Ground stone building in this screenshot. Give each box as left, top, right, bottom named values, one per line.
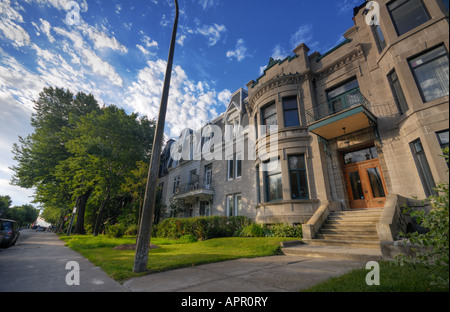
left=157, top=0, right=449, bottom=242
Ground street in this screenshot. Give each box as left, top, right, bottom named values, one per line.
left=0, top=229, right=126, bottom=292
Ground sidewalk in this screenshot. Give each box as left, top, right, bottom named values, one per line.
left=123, top=255, right=367, bottom=292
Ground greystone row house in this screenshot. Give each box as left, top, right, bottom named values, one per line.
left=156, top=0, right=449, bottom=248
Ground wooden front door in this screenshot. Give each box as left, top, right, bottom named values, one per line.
left=343, top=158, right=387, bottom=209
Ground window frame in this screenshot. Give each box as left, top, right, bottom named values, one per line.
left=288, top=154, right=309, bottom=200
left=387, top=69, right=409, bottom=115
left=411, top=139, right=437, bottom=197
left=282, top=96, right=300, bottom=128
left=408, top=45, right=449, bottom=103
left=387, top=0, right=430, bottom=36
left=263, top=158, right=283, bottom=202
left=261, top=101, right=277, bottom=134
left=371, top=23, right=387, bottom=53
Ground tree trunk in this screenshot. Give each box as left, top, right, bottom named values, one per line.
left=74, top=189, right=92, bottom=235
left=93, top=192, right=110, bottom=237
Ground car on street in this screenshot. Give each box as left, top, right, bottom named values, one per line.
left=0, top=219, right=20, bottom=248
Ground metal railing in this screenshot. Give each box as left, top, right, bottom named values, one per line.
left=173, top=180, right=214, bottom=196
left=306, top=89, right=372, bottom=125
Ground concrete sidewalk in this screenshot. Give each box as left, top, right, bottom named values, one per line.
left=123, top=255, right=367, bottom=292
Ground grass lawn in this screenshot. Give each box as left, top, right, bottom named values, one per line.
left=59, top=235, right=297, bottom=282
left=303, top=261, right=449, bottom=292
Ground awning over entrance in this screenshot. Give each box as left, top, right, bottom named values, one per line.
left=306, top=89, right=377, bottom=141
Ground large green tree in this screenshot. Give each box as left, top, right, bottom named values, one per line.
left=11, top=87, right=100, bottom=232
left=59, top=105, right=155, bottom=236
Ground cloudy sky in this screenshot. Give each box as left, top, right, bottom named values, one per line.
left=0, top=0, right=361, bottom=206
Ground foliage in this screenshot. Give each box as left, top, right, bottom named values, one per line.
left=156, top=216, right=253, bottom=241
left=395, top=148, right=449, bottom=289
left=10, top=87, right=156, bottom=235
left=0, top=196, right=40, bottom=227
left=239, top=223, right=303, bottom=238
left=265, top=223, right=303, bottom=238
left=239, top=223, right=265, bottom=237
left=105, top=223, right=126, bottom=238
left=178, top=234, right=198, bottom=244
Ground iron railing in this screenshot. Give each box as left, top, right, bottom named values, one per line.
left=306, top=89, right=372, bottom=125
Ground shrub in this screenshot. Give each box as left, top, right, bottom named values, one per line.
left=105, top=224, right=126, bottom=238
left=240, top=223, right=265, bottom=237
left=266, top=224, right=302, bottom=238
left=124, top=224, right=139, bottom=236
left=156, top=216, right=253, bottom=241
left=179, top=234, right=198, bottom=244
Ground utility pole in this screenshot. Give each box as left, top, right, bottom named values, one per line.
left=133, top=0, right=179, bottom=273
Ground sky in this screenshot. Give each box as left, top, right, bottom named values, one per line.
left=0, top=0, right=362, bottom=207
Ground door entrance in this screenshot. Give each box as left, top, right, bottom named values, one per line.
left=342, top=147, right=387, bottom=209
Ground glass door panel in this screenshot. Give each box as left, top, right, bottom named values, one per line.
left=367, top=167, right=386, bottom=198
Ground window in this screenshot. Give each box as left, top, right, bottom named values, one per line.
left=409, top=45, right=449, bottom=102
left=235, top=194, right=242, bottom=216
left=437, top=130, right=449, bottom=168
left=256, top=165, right=261, bottom=204
left=437, top=130, right=449, bottom=150
left=226, top=195, right=234, bottom=217
left=442, top=0, right=449, bottom=11
left=411, top=139, right=436, bottom=197
left=288, top=155, right=309, bottom=199
left=327, top=78, right=361, bottom=114
left=200, top=201, right=210, bottom=216
left=172, top=176, right=180, bottom=194
left=204, top=164, right=213, bottom=189
left=262, top=102, right=277, bottom=134
left=235, top=154, right=242, bottom=178
left=227, top=157, right=234, bottom=180
left=372, top=24, right=387, bottom=52
left=388, top=70, right=409, bottom=114
left=264, top=158, right=283, bottom=202
left=283, top=97, right=300, bottom=127
left=388, top=0, right=429, bottom=36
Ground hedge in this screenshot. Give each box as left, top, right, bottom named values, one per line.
left=155, top=216, right=253, bottom=241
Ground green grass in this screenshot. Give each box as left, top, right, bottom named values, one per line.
left=59, top=235, right=297, bottom=282
left=303, top=261, right=449, bottom=292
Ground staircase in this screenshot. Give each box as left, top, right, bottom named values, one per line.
left=283, top=208, right=384, bottom=261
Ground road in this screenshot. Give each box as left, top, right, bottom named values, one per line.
left=0, top=229, right=126, bottom=292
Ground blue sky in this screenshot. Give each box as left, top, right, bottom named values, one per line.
left=0, top=0, right=362, bottom=206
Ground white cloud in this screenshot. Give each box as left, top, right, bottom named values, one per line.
left=226, top=39, right=250, bottom=62
left=198, top=0, right=220, bottom=10
left=81, top=23, right=128, bottom=53
left=197, top=23, right=226, bottom=46
left=125, top=60, right=221, bottom=138
left=39, top=18, right=55, bottom=42
left=290, top=24, right=314, bottom=49
left=0, top=0, right=31, bottom=47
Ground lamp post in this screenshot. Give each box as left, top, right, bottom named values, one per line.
left=133, top=0, right=179, bottom=273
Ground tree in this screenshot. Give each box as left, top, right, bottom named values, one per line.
left=0, top=195, right=12, bottom=218
left=2, top=204, right=39, bottom=228
left=11, top=87, right=100, bottom=233
left=60, top=105, right=155, bottom=236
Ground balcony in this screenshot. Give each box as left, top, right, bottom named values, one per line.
left=306, top=89, right=377, bottom=140
left=173, top=179, right=214, bottom=202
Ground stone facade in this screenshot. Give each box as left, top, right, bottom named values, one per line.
left=158, top=0, right=449, bottom=225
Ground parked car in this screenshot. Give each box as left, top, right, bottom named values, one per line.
left=0, top=219, right=20, bottom=248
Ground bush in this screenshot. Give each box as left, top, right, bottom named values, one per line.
left=179, top=234, right=198, bottom=244
left=124, top=224, right=139, bottom=236
left=156, top=216, right=253, bottom=241
left=240, top=223, right=265, bottom=237
left=105, top=224, right=126, bottom=238
left=266, top=224, right=302, bottom=238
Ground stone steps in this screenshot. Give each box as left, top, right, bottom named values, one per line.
left=282, top=209, right=383, bottom=260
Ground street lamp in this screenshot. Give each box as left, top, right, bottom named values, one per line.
left=133, top=0, right=179, bottom=273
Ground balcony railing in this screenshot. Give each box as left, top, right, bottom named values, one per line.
left=173, top=180, right=214, bottom=197
left=306, top=89, right=372, bottom=125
